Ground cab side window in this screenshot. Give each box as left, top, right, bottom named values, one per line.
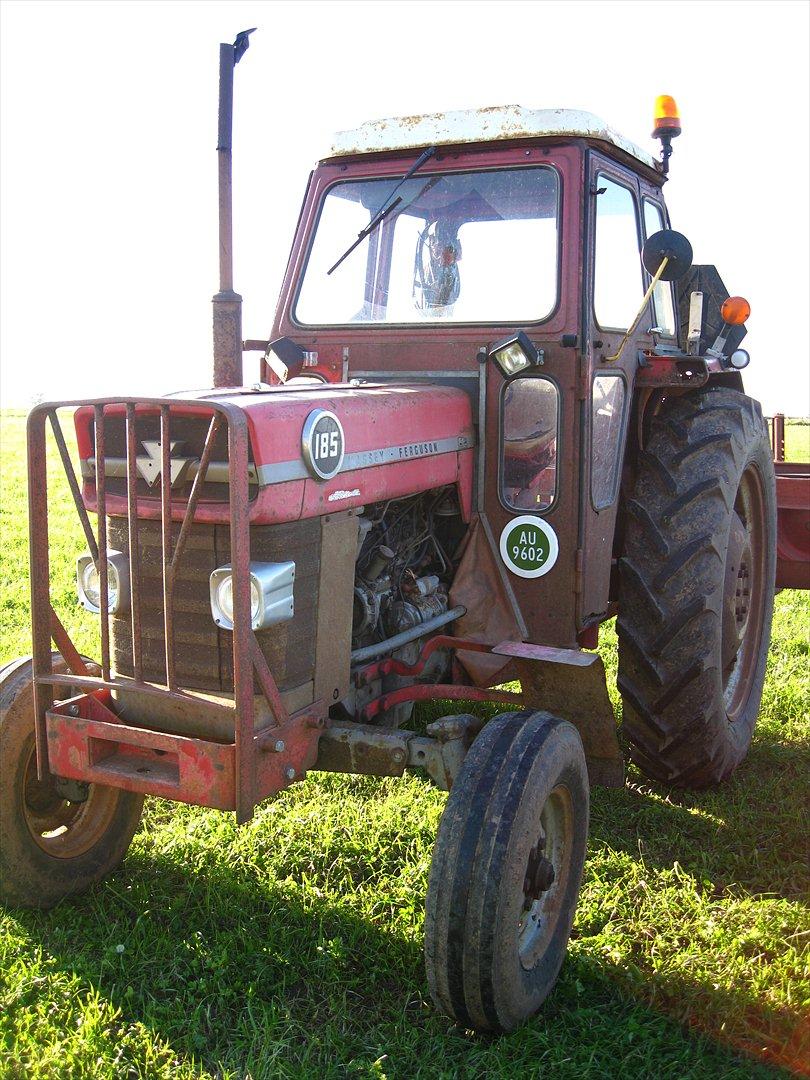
left=642, top=200, right=677, bottom=336
left=501, top=376, right=559, bottom=512
left=593, top=175, right=644, bottom=331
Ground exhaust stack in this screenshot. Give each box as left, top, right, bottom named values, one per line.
left=212, top=29, right=255, bottom=388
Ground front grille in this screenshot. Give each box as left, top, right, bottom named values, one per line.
left=89, top=413, right=258, bottom=502
left=109, top=517, right=320, bottom=693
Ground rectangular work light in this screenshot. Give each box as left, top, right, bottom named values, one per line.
left=209, top=561, right=295, bottom=631
left=489, top=331, right=544, bottom=378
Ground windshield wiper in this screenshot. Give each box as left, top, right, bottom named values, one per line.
left=327, top=144, right=438, bottom=275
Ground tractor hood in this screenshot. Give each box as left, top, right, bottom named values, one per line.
left=76, top=382, right=476, bottom=526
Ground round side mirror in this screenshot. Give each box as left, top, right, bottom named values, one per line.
left=642, top=229, right=693, bottom=281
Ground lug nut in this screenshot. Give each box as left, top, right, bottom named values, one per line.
left=285, top=766, right=296, bottom=781
left=274, top=739, right=286, bottom=753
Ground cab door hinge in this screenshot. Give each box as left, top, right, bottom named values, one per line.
left=574, top=547, right=585, bottom=595
left=577, top=355, right=589, bottom=401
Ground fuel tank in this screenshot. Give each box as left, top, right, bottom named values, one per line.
left=75, top=382, right=476, bottom=526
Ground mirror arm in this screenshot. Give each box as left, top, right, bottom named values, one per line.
left=604, top=257, right=669, bottom=364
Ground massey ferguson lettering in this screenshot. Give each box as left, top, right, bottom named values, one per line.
left=399, top=441, right=439, bottom=459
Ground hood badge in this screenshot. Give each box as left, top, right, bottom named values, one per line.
left=136, top=440, right=198, bottom=488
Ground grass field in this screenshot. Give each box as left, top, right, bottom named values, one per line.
left=0, top=409, right=808, bottom=1079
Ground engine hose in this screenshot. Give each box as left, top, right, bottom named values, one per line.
left=350, top=605, right=467, bottom=666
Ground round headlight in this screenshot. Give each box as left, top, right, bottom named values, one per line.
left=80, top=561, right=101, bottom=610
left=730, top=349, right=750, bottom=370
left=78, top=559, right=119, bottom=612
left=213, top=575, right=261, bottom=627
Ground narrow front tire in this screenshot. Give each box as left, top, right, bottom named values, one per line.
left=425, top=711, right=589, bottom=1032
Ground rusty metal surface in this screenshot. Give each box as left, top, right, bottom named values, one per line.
left=46, top=691, right=236, bottom=809
left=171, top=414, right=222, bottom=574
left=492, top=641, right=597, bottom=667
left=49, top=410, right=99, bottom=560
left=326, top=106, right=658, bottom=170
left=771, top=414, right=786, bottom=463
left=314, top=720, right=468, bottom=791
left=27, top=407, right=53, bottom=776
left=250, top=635, right=289, bottom=727
left=27, top=396, right=303, bottom=821
left=354, top=635, right=491, bottom=686
left=360, top=683, right=522, bottom=723
left=45, top=688, right=323, bottom=811
left=449, top=516, right=526, bottom=686
left=314, top=511, right=358, bottom=704
left=314, top=722, right=411, bottom=777
left=49, top=610, right=91, bottom=677
left=634, top=355, right=713, bottom=388
left=774, top=462, right=810, bottom=590
left=125, top=404, right=144, bottom=681
left=213, top=42, right=243, bottom=388
left=160, top=407, right=176, bottom=688
left=515, top=655, right=624, bottom=787
left=94, top=406, right=111, bottom=681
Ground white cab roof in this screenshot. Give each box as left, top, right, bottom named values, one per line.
left=327, top=105, right=657, bottom=170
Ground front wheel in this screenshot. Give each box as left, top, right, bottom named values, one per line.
left=0, top=655, right=144, bottom=909
left=424, top=711, right=589, bottom=1032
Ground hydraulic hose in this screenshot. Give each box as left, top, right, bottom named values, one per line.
left=350, top=605, right=467, bottom=666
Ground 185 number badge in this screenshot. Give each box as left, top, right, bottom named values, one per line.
left=302, top=409, right=345, bottom=481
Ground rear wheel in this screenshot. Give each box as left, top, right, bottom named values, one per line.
left=618, top=387, right=776, bottom=788
left=424, top=711, right=588, bottom=1032
left=0, top=655, right=144, bottom=909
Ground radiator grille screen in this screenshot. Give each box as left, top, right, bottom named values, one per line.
left=108, top=517, right=320, bottom=693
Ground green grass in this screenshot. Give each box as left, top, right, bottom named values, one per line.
left=1, top=410, right=808, bottom=1079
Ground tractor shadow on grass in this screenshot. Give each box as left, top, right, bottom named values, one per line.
left=585, top=725, right=810, bottom=903
left=9, top=799, right=802, bottom=1080
left=8, top=853, right=788, bottom=1080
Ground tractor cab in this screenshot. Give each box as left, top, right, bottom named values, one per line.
left=262, top=103, right=733, bottom=654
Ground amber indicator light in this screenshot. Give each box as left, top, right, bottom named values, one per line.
left=720, top=296, right=751, bottom=325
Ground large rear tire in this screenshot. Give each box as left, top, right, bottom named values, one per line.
left=618, top=387, right=776, bottom=788
left=424, top=711, right=588, bottom=1032
left=0, top=655, right=144, bottom=909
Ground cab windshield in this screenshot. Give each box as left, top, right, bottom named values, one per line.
left=295, top=166, right=559, bottom=326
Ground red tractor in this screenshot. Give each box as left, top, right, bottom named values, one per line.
left=2, top=39, right=805, bottom=1032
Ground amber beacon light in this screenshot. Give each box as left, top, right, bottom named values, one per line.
left=652, top=95, right=681, bottom=176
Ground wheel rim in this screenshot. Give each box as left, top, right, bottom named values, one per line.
left=722, top=463, right=767, bottom=721
left=21, top=742, right=119, bottom=859
left=517, top=784, right=573, bottom=970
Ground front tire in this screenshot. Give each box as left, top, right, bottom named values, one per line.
left=618, top=387, right=776, bottom=788
left=424, top=711, right=589, bottom=1032
left=0, top=655, right=144, bottom=909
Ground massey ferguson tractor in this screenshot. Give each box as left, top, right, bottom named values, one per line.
left=2, top=35, right=805, bottom=1033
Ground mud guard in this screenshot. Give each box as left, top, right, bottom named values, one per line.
left=513, top=654, right=624, bottom=787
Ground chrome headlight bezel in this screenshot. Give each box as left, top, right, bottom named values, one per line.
left=76, top=551, right=130, bottom=614
left=209, top=561, right=295, bottom=631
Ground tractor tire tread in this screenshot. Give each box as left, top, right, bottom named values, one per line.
left=617, top=387, right=776, bottom=788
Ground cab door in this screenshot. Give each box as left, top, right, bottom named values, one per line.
left=577, top=152, right=652, bottom=627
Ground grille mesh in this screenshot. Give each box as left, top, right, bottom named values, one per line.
left=108, top=517, right=320, bottom=693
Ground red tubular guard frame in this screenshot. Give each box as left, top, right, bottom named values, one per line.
left=27, top=398, right=324, bottom=823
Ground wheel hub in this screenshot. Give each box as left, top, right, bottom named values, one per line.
left=21, top=743, right=119, bottom=859
left=523, top=840, right=555, bottom=908
left=722, top=510, right=752, bottom=670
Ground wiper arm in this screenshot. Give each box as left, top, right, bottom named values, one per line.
left=327, top=144, right=438, bottom=275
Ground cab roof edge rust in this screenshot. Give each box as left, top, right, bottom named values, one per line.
left=326, top=104, right=658, bottom=169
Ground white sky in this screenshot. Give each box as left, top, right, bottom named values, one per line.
left=1, top=0, right=808, bottom=415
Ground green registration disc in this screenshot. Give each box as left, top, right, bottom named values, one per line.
left=499, top=515, right=559, bottom=579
